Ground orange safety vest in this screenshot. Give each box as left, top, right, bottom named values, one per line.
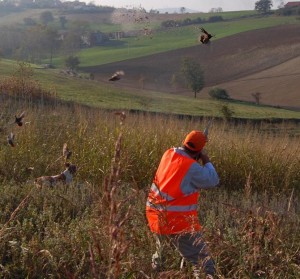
left=146, top=148, right=201, bottom=235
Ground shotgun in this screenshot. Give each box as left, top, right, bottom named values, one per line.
left=195, top=119, right=213, bottom=161
left=203, top=119, right=213, bottom=138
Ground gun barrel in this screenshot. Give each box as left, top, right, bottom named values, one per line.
left=203, top=127, right=209, bottom=136
left=203, top=119, right=213, bottom=137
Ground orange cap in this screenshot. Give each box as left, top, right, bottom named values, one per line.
left=183, top=130, right=206, bottom=152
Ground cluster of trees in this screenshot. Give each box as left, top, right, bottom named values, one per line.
left=0, top=0, right=114, bottom=14
left=0, top=12, right=108, bottom=64
left=210, top=7, right=223, bottom=13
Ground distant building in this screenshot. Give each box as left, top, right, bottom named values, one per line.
left=108, top=31, right=125, bottom=40
left=85, top=31, right=109, bottom=46
left=284, top=1, right=300, bottom=8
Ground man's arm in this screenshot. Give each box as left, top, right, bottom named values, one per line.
left=180, top=153, right=219, bottom=193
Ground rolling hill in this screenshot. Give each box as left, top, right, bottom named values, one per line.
left=82, top=24, right=300, bottom=110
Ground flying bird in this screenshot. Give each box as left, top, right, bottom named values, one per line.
left=199, top=27, right=214, bottom=44
left=7, top=132, right=15, bottom=147
left=63, top=143, right=72, bottom=162
left=109, top=71, right=125, bottom=81
left=14, top=111, right=25, bottom=126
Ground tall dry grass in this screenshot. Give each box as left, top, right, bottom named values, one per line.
left=0, top=90, right=299, bottom=278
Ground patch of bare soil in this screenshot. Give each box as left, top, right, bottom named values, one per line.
left=82, top=24, right=300, bottom=109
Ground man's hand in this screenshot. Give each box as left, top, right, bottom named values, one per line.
left=198, top=151, right=210, bottom=165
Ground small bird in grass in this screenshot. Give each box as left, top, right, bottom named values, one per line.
left=63, top=143, right=72, bottom=162
left=109, top=71, right=125, bottom=81
left=14, top=111, right=25, bottom=126
left=199, top=27, right=214, bottom=44
left=7, top=132, right=15, bottom=147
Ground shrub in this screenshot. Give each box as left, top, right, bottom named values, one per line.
left=208, top=15, right=223, bottom=22
left=209, top=87, right=230, bottom=100
left=65, top=55, right=80, bottom=71
left=219, top=103, right=234, bottom=120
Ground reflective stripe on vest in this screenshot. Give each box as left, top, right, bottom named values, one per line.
left=150, top=183, right=175, bottom=201
left=146, top=200, right=198, bottom=212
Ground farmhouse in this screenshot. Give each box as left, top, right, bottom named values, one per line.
left=284, top=1, right=300, bottom=8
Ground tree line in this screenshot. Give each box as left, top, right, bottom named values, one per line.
left=161, top=16, right=223, bottom=28
left=0, top=0, right=114, bottom=14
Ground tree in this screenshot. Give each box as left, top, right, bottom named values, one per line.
left=210, top=7, right=223, bottom=13
left=23, top=17, right=37, bottom=26
left=65, top=55, right=80, bottom=71
left=44, top=27, right=58, bottom=64
left=251, top=92, right=262, bottom=105
left=180, top=7, right=186, bottom=14
left=219, top=104, right=234, bottom=121
left=181, top=57, right=204, bottom=98
left=255, top=0, right=273, bottom=13
left=40, top=11, right=54, bottom=26
left=59, top=16, right=67, bottom=29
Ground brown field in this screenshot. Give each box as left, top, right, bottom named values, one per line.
left=202, top=56, right=300, bottom=109
left=83, top=24, right=300, bottom=109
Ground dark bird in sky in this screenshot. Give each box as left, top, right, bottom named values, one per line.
left=63, top=143, right=72, bottom=162
left=7, top=132, right=15, bottom=147
left=14, top=111, right=25, bottom=126
left=199, top=27, right=213, bottom=44
left=109, top=71, right=125, bottom=81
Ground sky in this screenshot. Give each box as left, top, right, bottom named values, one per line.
left=92, top=0, right=282, bottom=12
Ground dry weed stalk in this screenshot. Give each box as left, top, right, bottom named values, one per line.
left=287, top=188, right=294, bottom=212
left=89, top=111, right=132, bottom=279
left=244, top=172, right=252, bottom=199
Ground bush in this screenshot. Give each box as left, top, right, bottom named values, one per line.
left=65, top=55, right=80, bottom=71
left=219, top=103, right=234, bottom=120
left=208, top=15, right=223, bottom=22
left=209, top=87, right=230, bottom=100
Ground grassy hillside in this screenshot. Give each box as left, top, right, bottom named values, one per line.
left=1, top=59, right=299, bottom=120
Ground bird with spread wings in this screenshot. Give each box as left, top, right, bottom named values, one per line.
left=199, top=27, right=214, bottom=44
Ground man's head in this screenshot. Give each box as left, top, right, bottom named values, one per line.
left=183, top=130, right=207, bottom=153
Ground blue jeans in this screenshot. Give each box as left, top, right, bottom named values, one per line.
left=152, top=231, right=215, bottom=277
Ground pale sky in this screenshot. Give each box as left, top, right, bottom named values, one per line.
left=93, top=0, right=282, bottom=12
